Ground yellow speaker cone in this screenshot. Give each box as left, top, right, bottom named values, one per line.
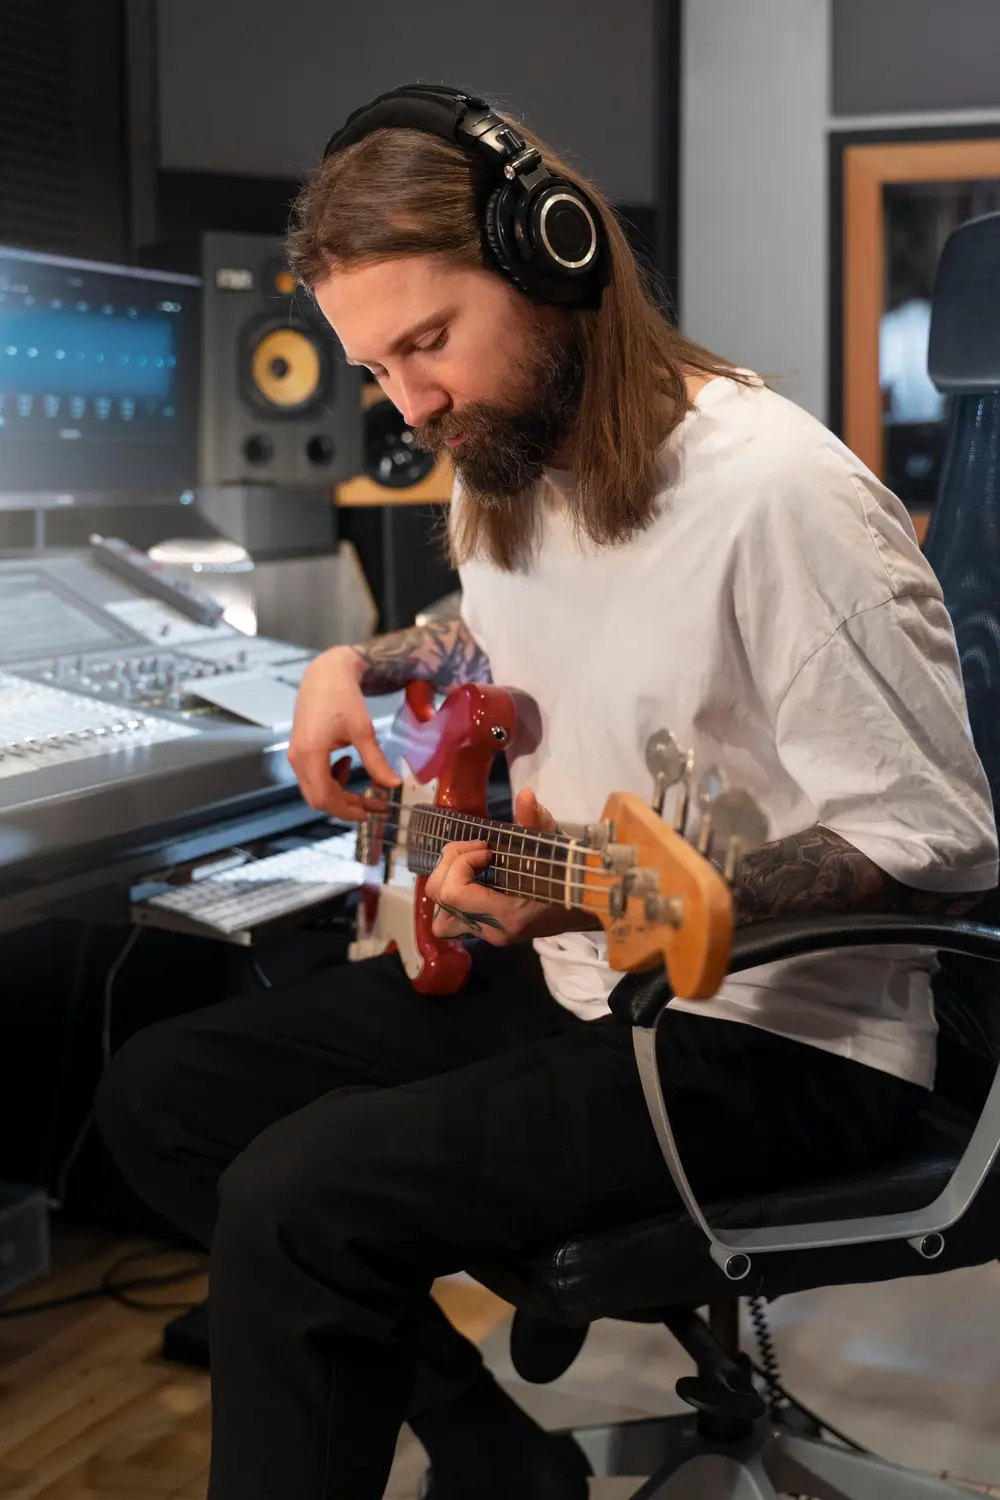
left=274, top=269, right=296, bottom=296
left=250, top=328, right=321, bottom=408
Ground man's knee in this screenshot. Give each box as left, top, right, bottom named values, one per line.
left=213, top=1091, right=384, bottom=1274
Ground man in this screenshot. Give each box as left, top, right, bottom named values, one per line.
left=97, top=88, right=997, bottom=1500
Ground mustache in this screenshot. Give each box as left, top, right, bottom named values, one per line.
left=411, top=402, right=505, bottom=453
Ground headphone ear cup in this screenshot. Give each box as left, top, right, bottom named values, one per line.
left=482, top=184, right=536, bottom=298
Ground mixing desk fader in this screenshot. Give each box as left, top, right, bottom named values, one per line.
left=0, top=672, right=195, bottom=779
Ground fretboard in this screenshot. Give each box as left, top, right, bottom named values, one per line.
left=405, top=804, right=586, bottom=907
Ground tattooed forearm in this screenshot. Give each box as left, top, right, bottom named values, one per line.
left=729, top=825, right=981, bottom=927
left=352, top=617, right=491, bottom=694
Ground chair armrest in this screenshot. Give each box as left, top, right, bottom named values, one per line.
left=628, top=912, right=1000, bottom=1282
left=612, top=914, right=1000, bottom=1027
left=727, top=912, right=1000, bottom=973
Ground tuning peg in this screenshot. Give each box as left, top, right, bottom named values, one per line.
left=705, top=789, right=770, bottom=880
left=645, top=728, right=694, bottom=824
left=694, top=765, right=728, bottom=854
left=561, top=819, right=616, bottom=855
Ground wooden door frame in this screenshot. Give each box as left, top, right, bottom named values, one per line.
left=829, top=125, right=1000, bottom=477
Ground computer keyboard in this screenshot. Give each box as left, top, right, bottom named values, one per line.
left=133, top=832, right=366, bottom=942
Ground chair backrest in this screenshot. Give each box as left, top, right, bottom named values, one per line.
left=924, top=210, right=1000, bottom=814
left=921, top=211, right=1000, bottom=1100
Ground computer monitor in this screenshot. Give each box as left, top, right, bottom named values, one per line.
left=0, top=245, right=201, bottom=505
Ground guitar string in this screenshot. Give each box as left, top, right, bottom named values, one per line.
left=349, top=808, right=697, bottom=885
left=355, top=812, right=618, bottom=879
left=348, top=809, right=695, bottom=904
left=353, top=804, right=604, bottom=858
left=354, top=802, right=693, bottom=858
left=353, top=802, right=574, bottom=841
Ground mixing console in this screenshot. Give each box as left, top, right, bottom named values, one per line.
left=23, top=634, right=305, bottom=714
left=0, top=671, right=196, bottom=780
left=0, top=546, right=402, bottom=936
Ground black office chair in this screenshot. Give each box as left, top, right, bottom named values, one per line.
left=468, top=211, right=1000, bottom=1498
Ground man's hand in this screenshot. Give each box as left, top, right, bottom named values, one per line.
left=288, top=646, right=399, bottom=820
left=288, top=619, right=491, bottom=821
left=426, top=789, right=600, bottom=946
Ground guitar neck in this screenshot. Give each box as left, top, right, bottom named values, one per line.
left=404, top=804, right=594, bottom=910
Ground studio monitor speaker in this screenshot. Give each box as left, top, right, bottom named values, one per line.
left=199, top=231, right=362, bottom=487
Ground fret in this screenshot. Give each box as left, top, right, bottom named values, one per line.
left=528, top=827, right=541, bottom=899
left=512, top=828, right=529, bottom=897
left=403, top=805, right=583, bottom=911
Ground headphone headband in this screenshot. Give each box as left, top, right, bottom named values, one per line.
left=320, top=83, right=609, bottom=309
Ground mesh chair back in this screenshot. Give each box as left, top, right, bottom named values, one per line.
left=923, top=393, right=1000, bottom=810
left=921, top=213, right=1000, bottom=1099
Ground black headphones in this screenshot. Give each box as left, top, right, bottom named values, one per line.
left=322, top=83, right=610, bottom=310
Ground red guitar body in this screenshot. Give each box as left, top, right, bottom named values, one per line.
left=352, top=681, right=518, bottom=994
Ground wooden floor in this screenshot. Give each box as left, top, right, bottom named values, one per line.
left=0, top=1228, right=510, bottom=1500
left=1, top=1229, right=998, bottom=1499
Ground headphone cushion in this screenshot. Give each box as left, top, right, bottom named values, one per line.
left=483, top=185, right=536, bottom=298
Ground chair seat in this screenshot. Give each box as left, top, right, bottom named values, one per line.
left=472, top=1109, right=1000, bottom=1325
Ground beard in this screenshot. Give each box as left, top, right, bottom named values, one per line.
left=411, top=323, right=582, bottom=511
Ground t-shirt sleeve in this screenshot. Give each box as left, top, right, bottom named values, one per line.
left=774, top=591, right=998, bottom=891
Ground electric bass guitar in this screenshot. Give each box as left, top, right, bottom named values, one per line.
left=348, top=682, right=767, bottom=999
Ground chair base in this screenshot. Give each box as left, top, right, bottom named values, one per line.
left=563, top=1412, right=976, bottom=1498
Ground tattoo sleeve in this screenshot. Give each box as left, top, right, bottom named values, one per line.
left=353, top=616, right=491, bottom=694
left=729, top=824, right=981, bottom=927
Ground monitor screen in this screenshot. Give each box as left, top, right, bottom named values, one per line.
left=0, top=245, right=201, bottom=501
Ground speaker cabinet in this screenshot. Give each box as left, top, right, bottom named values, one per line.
left=199, top=231, right=362, bottom=487
left=336, top=385, right=455, bottom=504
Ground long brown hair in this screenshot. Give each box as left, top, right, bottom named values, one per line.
left=287, top=114, right=750, bottom=570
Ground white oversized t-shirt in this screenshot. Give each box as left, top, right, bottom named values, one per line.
left=458, top=376, right=998, bottom=1090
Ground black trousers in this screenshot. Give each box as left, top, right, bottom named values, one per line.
left=96, top=941, right=923, bottom=1500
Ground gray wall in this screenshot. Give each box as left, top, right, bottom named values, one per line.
left=681, top=0, right=829, bottom=418
left=833, top=0, right=1000, bottom=116
left=682, top=0, right=1000, bottom=424
left=156, top=0, right=655, bottom=204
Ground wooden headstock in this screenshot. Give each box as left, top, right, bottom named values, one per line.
left=585, top=792, right=734, bottom=999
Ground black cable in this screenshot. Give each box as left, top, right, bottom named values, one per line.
left=49, top=923, right=145, bottom=1210
left=746, top=1351, right=871, bottom=1454
left=748, top=1293, right=785, bottom=1420
left=250, top=955, right=273, bottom=990
left=102, top=924, right=143, bottom=1070
left=0, top=1243, right=206, bottom=1320
left=48, top=1107, right=95, bottom=1211
left=41, top=921, right=94, bottom=1200
left=746, top=1295, right=870, bottom=1455
left=101, top=1244, right=207, bottom=1313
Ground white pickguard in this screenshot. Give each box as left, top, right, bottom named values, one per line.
left=347, top=761, right=436, bottom=980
